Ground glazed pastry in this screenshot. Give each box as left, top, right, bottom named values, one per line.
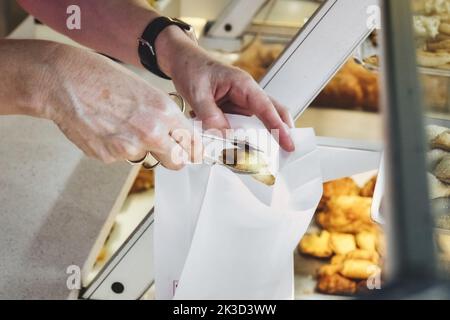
left=329, top=232, right=357, bottom=255
left=316, top=196, right=375, bottom=234
left=317, top=264, right=342, bottom=277
left=314, top=59, right=380, bottom=112
left=340, top=259, right=381, bottom=280
left=316, top=274, right=357, bottom=295
left=221, top=148, right=276, bottom=186
left=331, top=255, right=346, bottom=265
left=252, top=165, right=276, bottom=186
left=298, top=231, right=333, bottom=258
left=360, top=175, right=377, bottom=197
left=319, top=177, right=360, bottom=210
left=356, top=231, right=378, bottom=252
left=345, top=249, right=380, bottom=265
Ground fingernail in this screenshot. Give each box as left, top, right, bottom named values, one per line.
left=283, top=123, right=295, bottom=151
left=286, top=138, right=295, bottom=152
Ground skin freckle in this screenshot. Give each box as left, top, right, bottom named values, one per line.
left=101, top=89, right=110, bottom=100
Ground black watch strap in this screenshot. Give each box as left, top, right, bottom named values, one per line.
left=138, top=17, right=193, bottom=80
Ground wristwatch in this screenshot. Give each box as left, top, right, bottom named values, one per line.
left=138, top=16, right=197, bottom=80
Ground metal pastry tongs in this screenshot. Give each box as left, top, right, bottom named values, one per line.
left=129, top=92, right=265, bottom=175
left=200, top=132, right=264, bottom=175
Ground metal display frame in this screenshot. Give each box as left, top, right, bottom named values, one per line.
left=375, top=0, right=445, bottom=296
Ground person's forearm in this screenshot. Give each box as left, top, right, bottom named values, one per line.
left=0, top=39, right=59, bottom=118
left=16, top=0, right=188, bottom=72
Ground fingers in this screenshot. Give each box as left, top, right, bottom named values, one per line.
left=150, top=136, right=189, bottom=170
left=258, top=106, right=295, bottom=152
left=219, top=101, right=253, bottom=117
left=245, top=84, right=295, bottom=152
left=142, top=120, right=200, bottom=170
left=270, top=97, right=295, bottom=129
left=170, top=125, right=203, bottom=164
left=189, top=96, right=230, bottom=131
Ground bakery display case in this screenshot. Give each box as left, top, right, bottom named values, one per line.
left=3, top=0, right=450, bottom=299
left=82, top=0, right=387, bottom=299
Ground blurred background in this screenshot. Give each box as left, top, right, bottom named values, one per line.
left=0, top=0, right=27, bottom=37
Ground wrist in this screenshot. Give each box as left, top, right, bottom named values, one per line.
left=154, top=24, right=196, bottom=78
left=18, top=41, right=63, bottom=119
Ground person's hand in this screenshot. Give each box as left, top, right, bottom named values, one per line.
left=155, top=27, right=295, bottom=152
left=39, top=44, right=202, bottom=169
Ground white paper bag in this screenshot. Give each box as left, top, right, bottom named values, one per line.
left=154, top=115, right=323, bottom=300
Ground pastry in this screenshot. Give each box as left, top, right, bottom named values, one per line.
left=431, top=130, right=450, bottom=151
left=434, top=155, right=450, bottom=183
left=340, top=259, right=381, bottom=280
left=345, top=249, right=380, bottom=265
left=317, top=264, right=342, bottom=277
left=331, top=254, right=346, bottom=265
left=429, top=173, right=450, bottom=198
left=421, top=75, right=449, bottom=111
left=428, top=148, right=448, bottom=170
left=414, top=15, right=441, bottom=38
left=316, top=274, right=357, bottom=295
left=298, top=231, right=333, bottom=258
left=314, top=71, right=365, bottom=109
left=376, top=233, right=387, bottom=257
left=424, top=0, right=450, bottom=15
left=221, top=148, right=275, bottom=186
left=319, top=177, right=360, bottom=210
left=129, top=169, right=154, bottom=194
left=440, top=22, right=450, bottom=35
left=360, top=175, right=377, bottom=197
left=252, top=172, right=276, bottom=186
left=416, top=49, right=450, bottom=67
left=356, top=231, right=378, bottom=252
left=233, top=39, right=283, bottom=82
left=317, top=196, right=376, bottom=234
left=329, top=232, right=357, bottom=255
left=427, top=124, right=448, bottom=142
left=412, top=0, right=427, bottom=13
left=427, top=38, right=450, bottom=51
left=434, top=33, right=450, bottom=42
left=436, top=233, right=450, bottom=254
left=313, top=59, right=380, bottom=112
